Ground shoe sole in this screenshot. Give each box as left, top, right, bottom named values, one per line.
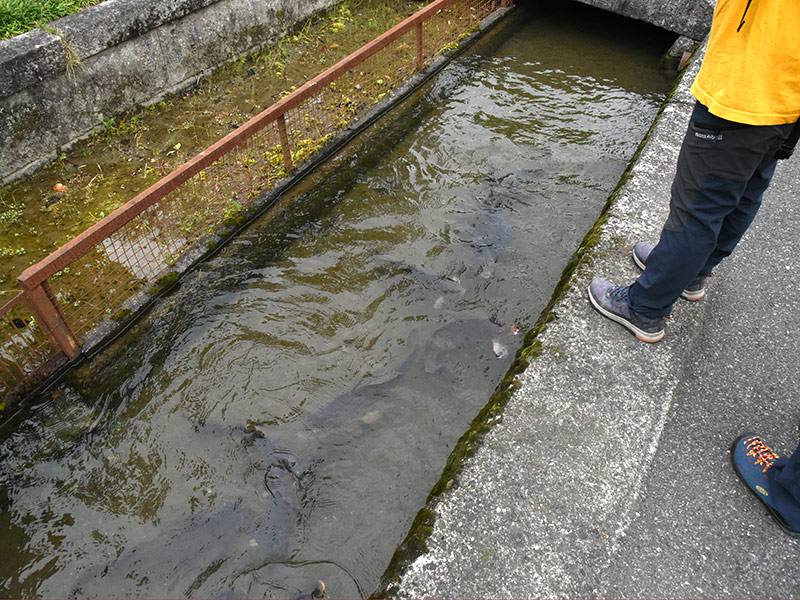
left=632, top=248, right=705, bottom=301
left=681, top=288, right=706, bottom=301
left=587, top=284, right=665, bottom=343
left=730, top=435, right=800, bottom=538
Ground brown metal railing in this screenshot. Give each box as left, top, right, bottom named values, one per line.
left=0, top=292, right=57, bottom=399
left=1, top=0, right=513, bottom=407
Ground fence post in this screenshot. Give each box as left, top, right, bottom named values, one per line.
left=277, top=115, right=294, bottom=173
left=20, top=282, right=81, bottom=360
left=416, top=22, right=424, bottom=71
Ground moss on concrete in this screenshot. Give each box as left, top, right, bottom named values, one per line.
left=148, top=271, right=179, bottom=294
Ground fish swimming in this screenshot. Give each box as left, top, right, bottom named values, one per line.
left=369, top=254, right=466, bottom=295
left=423, top=318, right=519, bottom=374
left=169, top=319, right=520, bottom=598
left=300, top=319, right=519, bottom=435
left=302, top=339, right=423, bottom=436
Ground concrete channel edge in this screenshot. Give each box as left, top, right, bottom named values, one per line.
left=374, top=39, right=711, bottom=599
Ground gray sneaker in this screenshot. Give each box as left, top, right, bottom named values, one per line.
left=632, top=242, right=708, bottom=301
left=587, top=278, right=665, bottom=343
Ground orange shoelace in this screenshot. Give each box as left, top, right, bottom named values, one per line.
left=744, top=436, right=780, bottom=473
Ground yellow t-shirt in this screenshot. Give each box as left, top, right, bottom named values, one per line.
left=691, top=0, right=800, bottom=125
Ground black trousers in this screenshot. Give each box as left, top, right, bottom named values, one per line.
left=629, top=101, right=793, bottom=318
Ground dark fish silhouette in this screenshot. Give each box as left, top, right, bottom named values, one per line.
left=423, top=318, right=519, bottom=373
left=303, top=318, right=519, bottom=433
left=134, top=319, right=519, bottom=599
left=370, top=254, right=466, bottom=295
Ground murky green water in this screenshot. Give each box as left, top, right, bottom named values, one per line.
left=0, top=4, right=674, bottom=598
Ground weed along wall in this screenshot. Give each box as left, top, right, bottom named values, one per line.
left=0, top=0, right=340, bottom=185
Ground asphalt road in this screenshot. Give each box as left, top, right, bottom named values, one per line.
left=592, top=132, right=800, bottom=599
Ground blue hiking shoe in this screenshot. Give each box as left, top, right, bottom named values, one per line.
left=587, top=278, right=665, bottom=343
left=731, top=434, right=800, bottom=537
left=632, top=241, right=708, bottom=301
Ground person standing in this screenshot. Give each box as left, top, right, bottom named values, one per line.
left=588, top=0, right=800, bottom=343
left=589, top=0, right=800, bottom=538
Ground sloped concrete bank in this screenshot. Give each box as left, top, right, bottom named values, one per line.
left=0, top=5, right=516, bottom=435
left=0, top=0, right=337, bottom=184
left=374, top=38, right=709, bottom=599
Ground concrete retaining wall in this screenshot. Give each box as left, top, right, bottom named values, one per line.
left=0, top=0, right=715, bottom=185
left=575, top=0, right=715, bottom=40
left=0, top=0, right=338, bottom=184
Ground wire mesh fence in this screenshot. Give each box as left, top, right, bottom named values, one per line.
left=0, top=294, right=57, bottom=404
left=2, top=0, right=512, bottom=409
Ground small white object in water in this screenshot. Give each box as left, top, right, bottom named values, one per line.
left=434, top=296, right=445, bottom=309
left=492, top=341, right=508, bottom=358
left=359, top=410, right=380, bottom=424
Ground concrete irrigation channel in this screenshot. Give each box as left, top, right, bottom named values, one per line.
left=8, top=1, right=796, bottom=599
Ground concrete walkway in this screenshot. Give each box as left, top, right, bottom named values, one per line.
left=388, top=43, right=800, bottom=598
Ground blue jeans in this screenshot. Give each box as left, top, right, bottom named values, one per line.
left=628, top=102, right=794, bottom=318
left=768, top=436, right=800, bottom=530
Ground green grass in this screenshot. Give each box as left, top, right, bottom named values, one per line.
left=0, top=0, right=105, bottom=40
